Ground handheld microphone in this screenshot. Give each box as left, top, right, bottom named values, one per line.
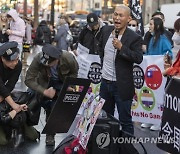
left=115, top=29, right=120, bottom=38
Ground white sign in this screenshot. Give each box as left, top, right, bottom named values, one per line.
left=132, top=55, right=167, bottom=124
left=77, top=43, right=89, bottom=57
left=77, top=55, right=91, bottom=79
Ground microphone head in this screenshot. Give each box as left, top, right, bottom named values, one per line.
left=115, top=29, right=120, bottom=38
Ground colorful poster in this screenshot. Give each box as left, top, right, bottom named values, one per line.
left=73, top=93, right=105, bottom=149
left=132, top=55, right=167, bottom=124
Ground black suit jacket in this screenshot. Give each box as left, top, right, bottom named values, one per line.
left=99, top=26, right=143, bottom=100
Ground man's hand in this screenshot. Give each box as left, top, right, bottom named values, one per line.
left=67, top=86, right=75, bottom=92
left=163, top=55, right=172, bottom=70
left=112, top=38, right=122, bottom=50
left=164, top=63, right=171, bottom=70
left=43, top=87, right=56, bottom=99
left=72, top=50, right=78, bottom=56
left=9, top=104, right=28, bottom=119
left=6, top=29, right=12, bottom=35
left=11, top=102, right=22, bottom=113
left=20, top=104, right=28, bottom=111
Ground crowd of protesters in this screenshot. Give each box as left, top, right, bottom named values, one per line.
left=0, top=5, right=179, bottom=149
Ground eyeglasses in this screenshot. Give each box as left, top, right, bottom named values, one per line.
left=128, top=24, right=137, bottom=27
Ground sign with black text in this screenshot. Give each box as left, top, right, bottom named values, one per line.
left=157, top=77, right=180, bottom=154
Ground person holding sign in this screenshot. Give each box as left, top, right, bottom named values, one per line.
left=99, top=5, right=143, bottom=135
left=25, top=44, right=78, bottom=146
left=77, top=13, right=105, bottom=55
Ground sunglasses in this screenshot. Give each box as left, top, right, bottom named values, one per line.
left=128, top=24, right=137, bottom=27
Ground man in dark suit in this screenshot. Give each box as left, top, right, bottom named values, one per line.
left=99, top=5, right=143, bottom=135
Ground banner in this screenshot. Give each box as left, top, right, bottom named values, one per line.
left=77, top=50, right=166, bottom=125
left=129, top=0, right=144, bottom=36
left=157, top=77, right=180, bottom=154
left=132, top=55, right=167, bottom=124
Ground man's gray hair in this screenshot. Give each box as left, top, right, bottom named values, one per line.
left=115, top=4, right=131, bottom=16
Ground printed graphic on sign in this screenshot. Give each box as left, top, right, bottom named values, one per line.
left=133, top=65, right=144, bottom=89
left=158, top=104, right=164, bottom=112
left=73, top=93, right=105, bottom=149
left=87, top=62, right=102, bottom=84
left=93, top=84, right=100, bottom=101
left=63, top=94, right=80, bottom=103
left=139, top=87, right=155, bottom=111
left=145, top=65, right=162, bottom=90
left=132, top=90, right=139, bottom=110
